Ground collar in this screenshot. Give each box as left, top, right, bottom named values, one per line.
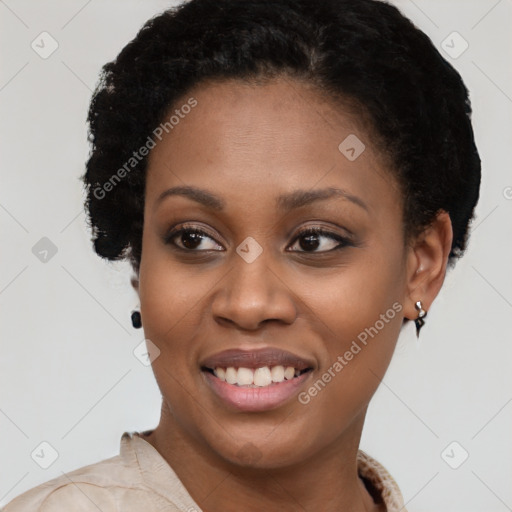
left=121, top=431, right=406, bottom=511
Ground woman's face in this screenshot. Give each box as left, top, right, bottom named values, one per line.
left=139, top=78, right=412, bottom=468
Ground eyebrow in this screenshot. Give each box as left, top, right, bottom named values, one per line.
left=156, top=185, right=368, bottom=213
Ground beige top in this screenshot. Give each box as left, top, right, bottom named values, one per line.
left=3, top=431, right=407, bottom=511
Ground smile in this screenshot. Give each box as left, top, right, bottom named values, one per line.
left=201, top=368, right=313, bottom=412
left=204, top=365, right=311, bottom=387
left=200, top=347, right=315, bottom=411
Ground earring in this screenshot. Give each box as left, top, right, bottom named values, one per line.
left=131, top=310, right=142, bottom=329
left=414, top=301, right=427, bottom=338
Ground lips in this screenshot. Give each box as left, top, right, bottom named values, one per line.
left=200, top=347, right=315, bottom=372
left=199, top=347, right=315, bottom=411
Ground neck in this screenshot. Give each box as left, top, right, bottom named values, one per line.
left=144, top=402, right=380, bottom=512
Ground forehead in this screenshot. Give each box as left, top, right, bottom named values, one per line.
left=145, top=78, right=401, bottom=218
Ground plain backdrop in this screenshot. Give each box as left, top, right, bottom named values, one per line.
left=1, top=1, right=511, bottom=510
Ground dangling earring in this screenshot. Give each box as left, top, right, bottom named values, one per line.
left=414, top=301, right=427, bottom=338
left=131, top=310, right=142, bottom=329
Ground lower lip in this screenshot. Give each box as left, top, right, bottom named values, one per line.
left=202, top=370, right=312, bottom=412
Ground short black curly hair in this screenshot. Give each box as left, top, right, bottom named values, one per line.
left=82, top=0, right=481, bottom=275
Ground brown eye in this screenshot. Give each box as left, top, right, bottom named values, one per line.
left=288, top=228, right=352, bottom=253
left=164, top=226, right=223, bottom=251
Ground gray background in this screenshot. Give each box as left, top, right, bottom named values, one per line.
left=1, top=0, right=511, bottom=510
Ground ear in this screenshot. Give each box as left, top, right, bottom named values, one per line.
left=403, top=210, right=453, bottom=321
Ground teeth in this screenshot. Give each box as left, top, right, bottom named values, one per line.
left=253, top=367, right=272, bottom=387
left=284, top=366, right=295, bottom=380
left=225, top=367, right=238, bottom=385
left=215, top=367, right=226, bottom=381
left=212, top=365, right=306, bottom=387
left=270, top=365, right=285, bottom=383
left=237, top=367, right=254, bottom=386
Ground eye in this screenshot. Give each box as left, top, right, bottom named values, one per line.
left=164, top=224, right=353, bottom=254
left=287, top=227, right=352, bottom=253
left=164, top=225, right=223, bottom=252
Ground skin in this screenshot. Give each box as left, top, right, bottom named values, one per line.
left=133, top=77, right=453, bottom=512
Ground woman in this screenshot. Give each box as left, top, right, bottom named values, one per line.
left=4, top=0, right=481, bottom=510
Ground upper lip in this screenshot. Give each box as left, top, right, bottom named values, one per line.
left=200, top=347, right=315, bottom=371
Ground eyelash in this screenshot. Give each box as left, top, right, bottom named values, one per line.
left=163, top=224, right=354, bottom=254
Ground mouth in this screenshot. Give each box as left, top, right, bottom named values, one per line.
left=201, top=365, right=312, bottom=387
left=199, top=348, right=315, bottom=412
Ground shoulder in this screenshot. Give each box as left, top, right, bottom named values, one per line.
left=2, top=432, right=194, bottom=512
left=3, top=481, right=117, bottom=512
left=3, top=452, right=138, bottom=512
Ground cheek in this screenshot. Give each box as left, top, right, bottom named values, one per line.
left=295, top=247, right=405, bottom=408
left=138, top=255, right=206, bottom=415
left=301, top=247, right=405, bottom=338
left=138, top=238, right=193, bottom=368
left=138, top=236, right=228, bottom=381
left=138, top=233, right=207, bottom=333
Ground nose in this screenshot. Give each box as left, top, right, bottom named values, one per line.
left=211, top=247, right=298, bottom=331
